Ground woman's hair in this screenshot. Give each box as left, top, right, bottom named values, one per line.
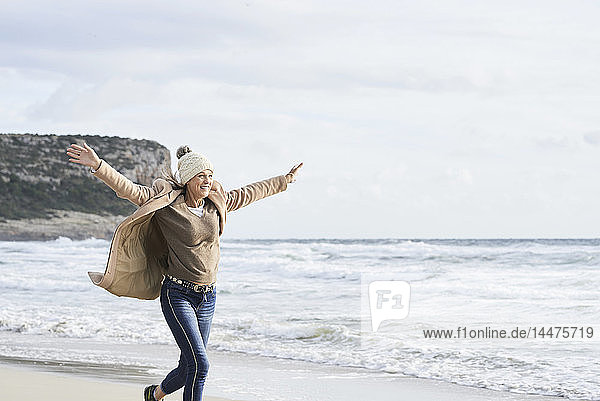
left=160, top=145, right=194, bottom=191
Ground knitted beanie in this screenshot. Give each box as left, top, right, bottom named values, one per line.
left=176, top=145, right=214, bottom=185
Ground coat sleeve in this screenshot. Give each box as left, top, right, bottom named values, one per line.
left=226, top=175, right=288, bottom=213
left=90, top=159, right=164, bottom=207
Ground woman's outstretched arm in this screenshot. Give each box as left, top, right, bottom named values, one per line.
left=226, top=162, right=303, bottom=212
left=66, top=142, right=163, bottom=207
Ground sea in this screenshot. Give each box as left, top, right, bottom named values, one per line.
left=0, top=238, right=598, bottom=400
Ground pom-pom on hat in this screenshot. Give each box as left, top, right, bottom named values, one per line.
left=176, top=145, right=214, bottom=185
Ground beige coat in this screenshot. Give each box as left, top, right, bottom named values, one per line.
left=87, top=159, right=288, bottom=300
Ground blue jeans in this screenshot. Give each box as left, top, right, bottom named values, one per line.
left=159, top=279, right=216, bottom=401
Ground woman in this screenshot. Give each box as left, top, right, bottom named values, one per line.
left=66, top=142, right=302, bottom=401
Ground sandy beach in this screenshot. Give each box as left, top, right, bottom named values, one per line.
left=0, top=210, right=124, bottom=241
left=2, top=350, right=569, bottom=401
left=2, top=365, right=237, bottom=401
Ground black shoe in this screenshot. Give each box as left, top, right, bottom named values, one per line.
left=144, top=385, right=158, bottom=401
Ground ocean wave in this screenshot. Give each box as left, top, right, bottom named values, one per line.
left=1, top=238, right=599, bottom=400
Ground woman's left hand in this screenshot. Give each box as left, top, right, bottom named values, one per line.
left=286, top=162, right=304, bottom=183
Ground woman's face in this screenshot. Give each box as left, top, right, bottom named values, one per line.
left=186, top=169, right=214, bottom=199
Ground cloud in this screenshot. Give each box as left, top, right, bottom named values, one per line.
left=26, top=78, right=161, bottom=121
left=583, top=131, right=600, bottom=145
left=445, top=167, right=473, bottom=185
left=533, top=135, right=572, bottom=150
left=2, top=0, right=600, bottom=237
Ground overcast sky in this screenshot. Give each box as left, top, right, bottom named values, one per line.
left=2, top=0, right=600, bottom=238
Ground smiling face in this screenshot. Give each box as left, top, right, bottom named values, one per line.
left=186, top=169, right=214, bottom=200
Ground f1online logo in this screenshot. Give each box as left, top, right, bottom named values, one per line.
left=368, top=281, right=411, bottom=332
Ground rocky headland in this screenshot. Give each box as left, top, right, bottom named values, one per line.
left=0, top=133, right=171, bottom=241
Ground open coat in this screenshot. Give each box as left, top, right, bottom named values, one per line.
left=87, top=159, right=288, bottom=300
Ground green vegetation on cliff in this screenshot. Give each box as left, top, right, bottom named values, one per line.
left=0, top=133, right=171, bottom=220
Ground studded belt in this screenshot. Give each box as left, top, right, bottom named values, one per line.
left=166, top=275, right=216, bottom=293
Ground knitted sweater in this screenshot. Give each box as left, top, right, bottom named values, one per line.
left=153, top=194, right=221, bottom=285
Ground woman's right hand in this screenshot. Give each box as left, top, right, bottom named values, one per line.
left=66, top=142, right=101, bottom=170
left=285, top=162, right=304, bottom=183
